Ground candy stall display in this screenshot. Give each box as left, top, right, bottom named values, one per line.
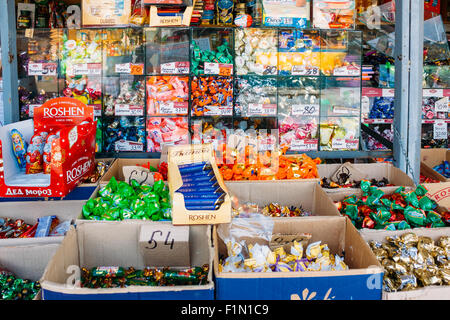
left=319, top=117, right=360, bottom=151
left=362, top=124, right=393, bottom=151
left=321, top=77, right=361, bottom=117
left=313, top=0, right=356, bottom=29
left=16, top=29, right=61, bottom=120
left=320, top=30, right=362, bottom=77
left=0, top=268, right=41, bottom=300
left=235, top=76, right=277, bottom=117
left=191, top=117, right=232, bottom=149
left=103, top=76, right=146, bottom=117
left=278, top=29, right=320, bottom=76
left=146, top=76, right=189, bottom=116
left=145, top=28, right=190, bottom=75
left=191, top=76, right=233, bottom=116
left=104, top=116, right=146, bottom=153
left=147, top=117, right=189, bottom=152
left=234, top=28, right=277, bottom=76
left=278, top=77, right=320, bottom=151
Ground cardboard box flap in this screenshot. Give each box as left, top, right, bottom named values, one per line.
left=0, top=243, right=61, bottom=281
left=330, top=162, right=368, bottom=184
left=101, top=158, right=161, bottom=183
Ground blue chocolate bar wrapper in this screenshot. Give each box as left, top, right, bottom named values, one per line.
left=35, top=215, right=56, bottom=237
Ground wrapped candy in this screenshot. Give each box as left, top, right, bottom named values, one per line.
left=369, top=97, right=395, bottom=119
left=419, top=174, right=440, bottom=184
left=336, top=182, right=447, bottom=230
left=0, top=269, right=41, bottom=300
left=139, top=161, right=168, bottom=181
left=25, top=133, right=46, bottom=174
left=319, top=118, right=359, bottom=151
left=10, top=129, right=28, bottom=170
left=321, top=177, right=393, bottom=189
left=432, top=161, right=450, bottom=179
left=146, top=117, right=189, bottom=152
left=370, top=232, right=450, bottom=292
left=104, top=117, right=146, bottom=152
left=191, top=76, right=233, bottom=116
left=235, top=77, right=277, bottom=117
left=43, top=133, right=60, bottom=174
left=280, top=117, right=318, bottom=151
left=190, top=38, right=233, bottom=76
left=82, top=177, right=171, bottom=221
left=235, top=28, right=278, bottom=75
left=261, top=203, right=311, bottom=217
left=103, top=77, right=145, bottom=116
left=0, top=218, right=36, bottom=239
left=146, top=76, right=188, bottom=116
left=81, top=161, right=110, bottom=184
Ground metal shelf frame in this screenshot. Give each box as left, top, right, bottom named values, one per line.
left=0, top=0, right=423, bottom=183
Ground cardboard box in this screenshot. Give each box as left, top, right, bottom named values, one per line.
left=214, top=216, right=383, bottom=300
left=360, top=227, right=450, bottom=300
left=79, top=158, right=116, bottom=187
left=0, top=200, right=85, bottom=246
left=421, top=148, right=450, bottom=182
left=40, top=222, right=214, bottom=300
left=318, top=163, right=415, bottom=193
left=168, top=144, right=232, bottom=225
left=0, top=98, right=96, bottom=198
left=0, top=242, right=62, bottom=300
left=100, top=158, right=161, bottom=184
left=225, top=180, right=340, bottom=217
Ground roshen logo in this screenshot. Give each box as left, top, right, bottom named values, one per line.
left=43, top=106, right=84, bottom=118
left=67, top=159, right=92, bottom=183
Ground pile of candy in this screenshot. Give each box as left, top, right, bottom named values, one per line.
left=368, top=97, right=394, bottom=119
left=104, top=117, right=146, bottom=152
left=191, top=76, right=233, bottom=116
left=18, top=87, right=58, bottom=120
left=218, top=148, right=320, bottom=180
left=336, top=182, right=449, bottom=230
left=103, top=78, right=145, bottom=116
left=320, top=177, right=393, bottom=189
left=191, top=40, right=233, bottom=75
left=363, top=125, right=393, bottom=151
left=82, top=177, right=171, bottom=221
left=81, top=265, right=209, bottom=288
left=422, top=97, right=447, bottom=120
left=176, top=162, right=225, bottom=211
left=319, top=118, right=359, bottom=151
left=235, top=77, right=277, bottom=117
left=81, top=161, right=110, bottom=184
left=433, top=161, right=450, bottom=178
left=369, top=233, right=450, bottom=292
left=261, top=203, right=311, bottom=218
left=147, top=117, right=189, bottom=152
left=419, top=174, right=440, bottom=184
left=146, top=76, right=189, bottom=115
left=0, top=216, right=69, bottom=239
left=219, top=240, right=348, bottom=273
left=0, top=269, right=40, bottom=300
left=140, top=161, right=168, bottom=181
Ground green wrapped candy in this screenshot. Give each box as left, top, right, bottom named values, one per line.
left=112, top=194, right=129, bottom=209
left=426, top=211, right=444, bottom=226
left=152, top=180, right=165, bottom=194
left=366, top=189, right=384, bottom=206
left=130, top=179, right=141, bottom=189
left=404, top=192, right=419, bottom=208
left=118, top=181, right=135, bottom=199
left=102, top=207, right=120, bottom=220
left=360, top=180, right=371, bottom=194
left=98, top=185, right=113, bottom=198
left=418, top=196, right=435, bottom=211
left=394, top=186, right=405, bottom=194
left=395, top=220, right=411, bottom=230
left=383, top=223, right=396, bottom=231
left=130, top=198, right=145, bottom=212
left=415, top=185, right=428, bottom=197
left=145, top=201, right=160, bottom=216
left=93, top=199, right=111, bottom=216
left=161, top=208, right=172, bottom=220
left=343, top=195, right=358, bottom=205
left=404, top=206, right=426, bottom=226
left=120, top=208, right=134, bottom=220
left=344, top=204, right=358, bottom=221
left=381, top=198, right=392, bottom=208
left=372, top=208, right=391, bottom=224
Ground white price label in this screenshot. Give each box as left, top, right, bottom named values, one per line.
left=292, top=104, right=320, bottom=116
left=115, top=63, right=131, bottom=74
left=92, top=104, right=102, bottom=117
left=203, top=105, right=233, bottom=116
left=115, top=140, right=144, bottom=152
left=28, top=63, right=57, bottom=76
left=159, top=102, right=188, bottom=115
left=382, top=89, right=395, bottom=97
left=28, top=104, right=41, bottom=117
left=291, top=139, right=318, bottom=151
left=248, top=103, right=263, bottom=115
left=247, top=104, right=277, bottom=116
left=204, top=62, right=220, bottom=75
left=433, top=121, right=448, bottom=140
left=435, top=97, right=449, bottom=113
left=333, top=65, right=361, bottom=76
left=291, top=65, right=320, bottom=76
left=73, top=63, right=101, bottom=76
left=361, top=96, right=370, bottom=114
left=160, top=61, right=189, bottom=74
left=332, top=139, right=359, bottom=150
left=204, top=62, right=233, bottom=75
left=114, top=104, right=144, bottom=116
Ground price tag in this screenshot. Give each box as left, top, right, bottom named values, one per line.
left=435, top=97, right=449, bottom=113
left=92, top=104, right=102, bottom=117
left=73, top=63, right=101, bottom=76
left=291, top=65, right=320, bottom=76
left=28, top=104, right=41, bottom=117
left=292, top=104, right=319, bottom=116
left=248, top=103, right=263, bottom=115
left=333, top=65, right=361, bottom=76
left=332, top=139, right=359, bottom=150
left=433, top=120, right=448, bottom=140
left=159, top=101, right=188, bottom=115
left=160, top=61, right=189, bottom=74
left=204, top=105, right=233, bottom=116
left=332, top=106, right=358, bottom=115
left=115, top=63, right=131, bottom=74
left=114, top=140, right=144, bottom=152
left=290, top=139, right=318, bottom=151
left=130, top=63, right=144, bottom=75
left=247, top=104, right=277, bottom=116
left=114, top=104, right=144, bottom=116
left=28, top=63, right=57, bottom=76
left=139, top=224, right=190, bottom=267
left=361, top=96, right=370, bottom=115
left=382, top=89, right=395, bottom=97
left=204, top=62, right=233, bottom=76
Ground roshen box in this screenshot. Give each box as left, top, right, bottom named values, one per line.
left=214, top=216, right=383, bottom=300
left=360, top=227, right=450, bottom=300
left=168, top=144, right=231, bottom=225
left=225, top=180, right=340, bottom=217
left=0, top=200, right=85, bottom=246
left=318, top=162, right=415, bottom=193
left=40, top=222, right=214, bottom=300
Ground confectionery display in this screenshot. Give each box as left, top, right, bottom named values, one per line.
left=81, top=265, right=209, bottom=288
left=370, top=233, right=450, bottom=292
left=419, top=174, right=440, bottom=184
left=147, top=117, right=189, bottom=152
left=0, top=216, right=70, bottom=239
left=233, top=202, right=312, bottom=217
left=140, top=161, right=169, bottom=181
left=432, top=161, right=450, bottom=178
left=0, top=269, right=41, bottom=300
left=321, top=177, right=392, bottom=189
left=336, top=183, right=449, bottom=230
left=82, top=177, right=171, bottom=221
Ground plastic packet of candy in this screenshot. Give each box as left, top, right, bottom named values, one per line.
left=321, top=77, right=361, bottom=117
left=280, top=116, right=318, bottom=152
left=103, top=76, right=145, bottom=117
left=320, top=117, right=359, bottom=151
left=146, top=76, right=189, bottom=116
left=235, top=28, right=278, bottom=76
left=191, top=76, right=233, bottom=116
left=235, top=76, right=277, bottom=117
left=362, top=124, right=393, bottom=151
left=278, top=76, right=320, bottom=116
left=313, top=0, right=356, bottom=29
left=278, top=29, right=321, bottom=76
left=104, top=116, right=146, bottom=152
left=48, top=220, right=71, bottom=237
left=147, top=117, right=189, bottom=152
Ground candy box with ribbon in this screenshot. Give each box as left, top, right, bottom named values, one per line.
left=168, top=144, right=232, bottom=225
left=0, top=97, right=96, bottom=198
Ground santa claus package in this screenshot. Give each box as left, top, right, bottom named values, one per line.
left=0, top=97, right=97, bottom=198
